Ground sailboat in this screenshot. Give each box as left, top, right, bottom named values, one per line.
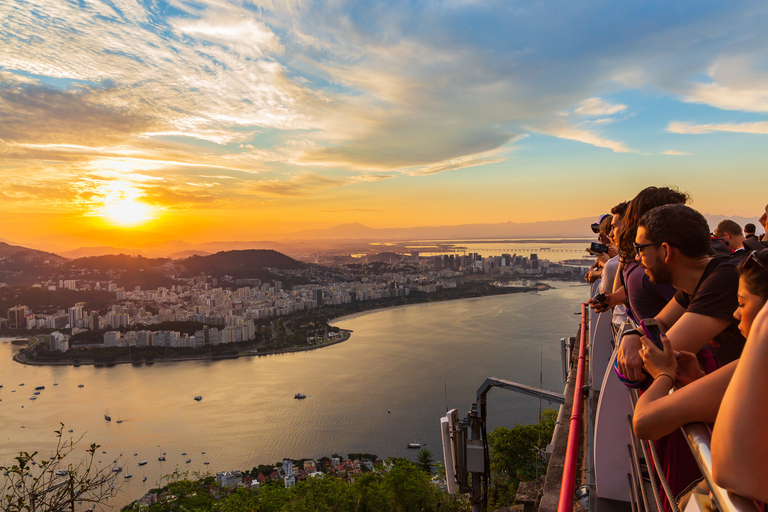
left=104, top=410, right=111, bottom=421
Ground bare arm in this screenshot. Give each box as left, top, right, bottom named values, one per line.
left=711, top=303, right=768, bottom=501
left=632, top=333, right=735, bottom=440
left=663, top=312, right=731, bottom=354
left=619, top=300, right=728, bottom=382
left=617, top=299, right=685, bottom=382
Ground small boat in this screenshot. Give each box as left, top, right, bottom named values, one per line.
left=294, top=393, right=307, bottom=399
left=35, top=386, right=45, bottom=390
left=116, top=420, right=123, bottom=424
left=158, top=456, right=165, bottom=461
left=194, top=396, right=203, bottom=401
left=138, top=461, right=147, bottom=466
left=105, top=410, right=111, bottom=421
left=204, top=461, right=210, bottom=465
left=143, top=476, right=147, bottom=482
left=407, top=443, right=422, bottom=449
left=55, top=469, right=68, bottom=476
left=29, top=396, right=37, bottom=400
left=201, top=451, right=206, bottom=454
left=68, top=429, right=73, bottom=433
left=33, top=391, right=40, bottom=395
left=112, top=466, right=122, bottom=472
left=185, top=459, right=191, bottom=463
left=181, top=452, right=187, bottom=456
left=124, top=473, right=132, bottom=479
left=19, top=383, right=24, bottom=386
left=77, top=384, right=84, bottom=388
left=53, top=383, right=58, bottom=386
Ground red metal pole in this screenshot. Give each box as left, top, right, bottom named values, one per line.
left=558, top=302, right=588, bottom=512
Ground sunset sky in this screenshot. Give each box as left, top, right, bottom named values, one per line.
left=1, top=0, right=767, bottom=245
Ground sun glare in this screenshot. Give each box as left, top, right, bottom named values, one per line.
left=95, top=182, right=156, bottom=228
left=102, top=199, right=154, bottom=227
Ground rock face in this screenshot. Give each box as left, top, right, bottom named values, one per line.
left=516, top=478, right=544, bottom=512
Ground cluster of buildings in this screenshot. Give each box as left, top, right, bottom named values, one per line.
left=217, top=456, right=379, bottom=491
left=2, top=252, right=586, bottom=354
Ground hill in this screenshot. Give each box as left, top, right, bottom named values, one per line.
left=177, top=249, right=306, bottom=281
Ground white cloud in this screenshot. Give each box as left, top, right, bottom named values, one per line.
left=683, top=56, right=768, bottom=113
left=661, top=150, right=690, bottom=156
left=171, top=12, right=284, bottom=59
left=574, top=97, right=628, bottom=116
left=535, top=122, right=634, bottom=153
left=667, top=121, right=768, bottom=135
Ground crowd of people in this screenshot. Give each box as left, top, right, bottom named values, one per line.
left=586, top=187, right=768, bottom=507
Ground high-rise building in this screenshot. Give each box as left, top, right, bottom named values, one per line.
left=7, top=305, right=28, bottom=329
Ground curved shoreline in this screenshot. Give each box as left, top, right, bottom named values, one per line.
left=11, top=283, right=559, bottom=367
left=12, top=331, right=352, bottom=367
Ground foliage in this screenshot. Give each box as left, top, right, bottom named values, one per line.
left=124, top=459, right=467, bottom=512
left=416, top=448, right=435, bottom=475
left=487, top=408, right=558, bottom=507
left=0, top=424, right=121, bottom=512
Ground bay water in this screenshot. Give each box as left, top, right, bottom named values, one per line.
left=0, top=281, right=587, bottom=508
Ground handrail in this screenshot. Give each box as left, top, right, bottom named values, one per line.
left=681, top=422, right=761, bottom=512
left=557, top=302, right=587, bottom=512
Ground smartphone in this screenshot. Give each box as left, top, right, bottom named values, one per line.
left=591, top=292, right=608, bottom=307
left=590, top=242, right=609, bottom=254
left=640, top=318, right=664, bottom=349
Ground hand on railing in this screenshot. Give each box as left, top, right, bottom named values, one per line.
left=617, top=333, right=644, bottom=383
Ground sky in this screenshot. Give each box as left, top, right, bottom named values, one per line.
left=1, top=0, right=767, bottom=245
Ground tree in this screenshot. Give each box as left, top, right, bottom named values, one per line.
left=416, top=448, right=435, bottom=475
left=1, top=424, right=121, bottom=512
left=487, top=409, right=558, bottom=506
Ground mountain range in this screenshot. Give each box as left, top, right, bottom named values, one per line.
left=8, top=214, right=765, bottom=259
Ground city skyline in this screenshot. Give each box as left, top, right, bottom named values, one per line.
left=2, top=0, right=768, bottom=244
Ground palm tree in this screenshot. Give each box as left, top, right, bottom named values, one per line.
left=416, top=448, right=435, bottom=475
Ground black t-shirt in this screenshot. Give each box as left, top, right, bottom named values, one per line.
left=674, top=256, right=745, bottom=364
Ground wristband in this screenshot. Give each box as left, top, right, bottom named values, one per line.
left=654, top=373, right=675, bottom=386
left=620, top=329, right=642, bottom=340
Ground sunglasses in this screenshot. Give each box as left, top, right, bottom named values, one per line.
left=632, top=241, right=662, bottom=255
left=743, top=250, right=768, bottom=274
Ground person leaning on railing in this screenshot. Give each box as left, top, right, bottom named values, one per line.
left=632, top=249, right=768, bottom=443
left=712, top=261, right=768, bottom=504
left=617, top=204, right=745, bottom=381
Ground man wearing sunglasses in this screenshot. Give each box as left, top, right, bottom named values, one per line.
left=617, top=204, right=746, bottom=382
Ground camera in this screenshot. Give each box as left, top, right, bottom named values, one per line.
left=590, top=242, right=609, bottom=254
left=590, top=292, right=609, bottom=308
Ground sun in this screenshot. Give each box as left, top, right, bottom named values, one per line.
left=102, top=198, right=154, bottom=227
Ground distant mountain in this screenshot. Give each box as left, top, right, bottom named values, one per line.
left=282, top=219, right=598, bottom=240
left=0, top=241, right=36, bottom=258
left=15, top=213, right=765, bottom=260
left=0, top=245, right=68, bottom=286
left=61, top=246, right=143, bottom=259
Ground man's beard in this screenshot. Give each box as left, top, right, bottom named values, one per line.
left=644, top=262, right=673, bottom=285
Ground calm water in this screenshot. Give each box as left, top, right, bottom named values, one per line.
left=0, top=282, right=587, bottom=508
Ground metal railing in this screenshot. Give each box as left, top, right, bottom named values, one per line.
left=557, top=302, right=588, bottom=512
left=681, top=423, right=761, bottom=512
left=589, top=302, right=761, bottom=512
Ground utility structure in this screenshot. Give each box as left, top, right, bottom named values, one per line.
left=441, top=377, right=566, bottom=512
